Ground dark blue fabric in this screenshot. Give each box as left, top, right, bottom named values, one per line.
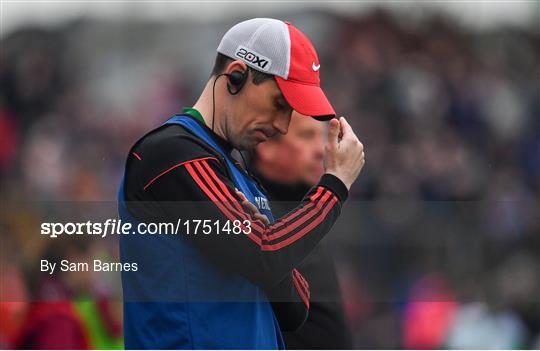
left=118, top=116, right=284, bottom=349
left=164, top=115, right=275, bottom=223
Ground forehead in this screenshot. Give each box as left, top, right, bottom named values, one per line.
left=289, top=111, right=325, bottom=132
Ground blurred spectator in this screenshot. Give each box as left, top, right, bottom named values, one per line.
left=402, top=274, right=458, bottom=349
left=445, top=302, right=527, bottom=349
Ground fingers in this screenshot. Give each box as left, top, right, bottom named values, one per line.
left=235, top=189, right=247, bottom=202
left=235, top=189, right=255, bottom=213
left=339, top=117, right=363, bottom=157
left=235, top=189, right=267, bottom=224
left=338, top=117, right=354, bottom=139
left=253, top=213, right=270, bottom=226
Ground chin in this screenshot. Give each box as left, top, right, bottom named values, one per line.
left=236, top=133, right=267, bottom=150
left=229, top=135, right=251, bottom=151
left=237, top=140, right=257, bottom=151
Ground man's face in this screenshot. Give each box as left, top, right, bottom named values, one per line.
left=224, top=73, right=293, bottom=150
left=256, top=111, right=326, bottom=186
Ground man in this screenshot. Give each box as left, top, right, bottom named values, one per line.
left=254, top=112, right=353, bottom=349
left=118, top=18, right=365, bottom=349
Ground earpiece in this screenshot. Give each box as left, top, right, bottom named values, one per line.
left=227, top=70, right=247, bottom=95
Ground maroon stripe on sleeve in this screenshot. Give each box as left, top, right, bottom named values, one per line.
left=262, top=196, right=338, bottom=251
left=184, top=162, right=261, bottom=245
left=143, top=156, right=218, bottom=190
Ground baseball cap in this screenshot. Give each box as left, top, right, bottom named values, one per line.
left=217, top=18, right=336, bottom=120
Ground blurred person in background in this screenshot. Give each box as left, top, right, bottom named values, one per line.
left=13, top=238, right=122, bottom=349
left=13, top=239, right=90, bottom=349
left=401, top=273, right=458, bottom=349
left=0, top=235, right=28, bottom=349
left=253, top=111, right=353, bottom=349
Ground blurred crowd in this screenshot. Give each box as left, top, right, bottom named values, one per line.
left=1, top=9, right=539, bottom=349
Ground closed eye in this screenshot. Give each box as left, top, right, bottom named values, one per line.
left=274, top=95, right=292, bottom=113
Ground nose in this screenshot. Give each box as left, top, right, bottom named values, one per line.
left=272, top=111, right=292, bottom=135
left=314, top=138, right=325, bottom=159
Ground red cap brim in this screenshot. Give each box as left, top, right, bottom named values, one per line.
left=275, top=77, right=336, bottom=121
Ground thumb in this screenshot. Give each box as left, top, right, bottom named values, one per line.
left=235, top=189, right=247, bottom=201
left=327, top=118, right=340, bottom=149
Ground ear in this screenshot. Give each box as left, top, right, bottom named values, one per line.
left=225, top=60, right=248, bottom=75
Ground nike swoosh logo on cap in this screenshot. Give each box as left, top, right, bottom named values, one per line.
left=312, top=63, right=320, bottom=71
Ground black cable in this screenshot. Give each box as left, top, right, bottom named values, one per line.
left=238, top=150, right=251, bottom=176
left=212, top=73, right=228, bottom=132
left=211, top=73, right=251, bottom=175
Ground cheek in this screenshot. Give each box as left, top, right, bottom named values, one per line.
left=280, top=139, right=304, bottom=163
left=248, top=91, right=278, bottom=123
left=299, top=141, right=323, bottom=165
left=237, top=96, right=267, bottom=129
left=299, top=150, right=316, bottom=168
left=244, top=87, right=266, bottom=112
left=293, top=138, right=309, bottom=153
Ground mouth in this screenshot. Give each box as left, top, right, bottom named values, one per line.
left=254, top=129, right=274, bottom=141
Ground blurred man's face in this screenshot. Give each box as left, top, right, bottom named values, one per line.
left=256, top=111, right=326, bottom=186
